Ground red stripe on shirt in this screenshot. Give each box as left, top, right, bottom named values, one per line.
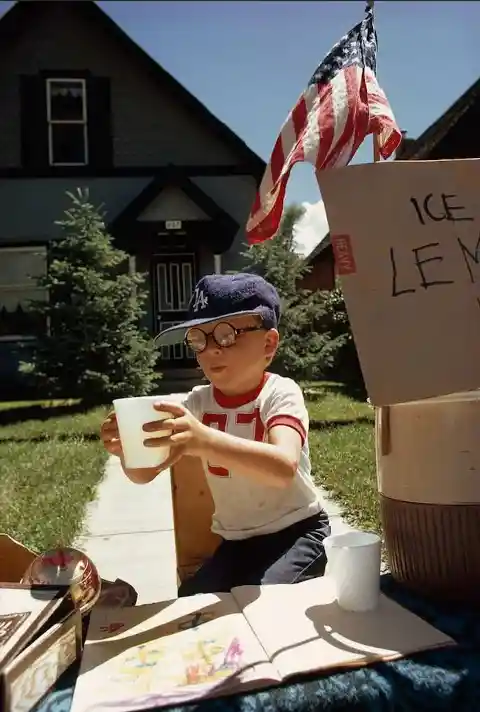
left=266, top=415, right=306, bottom=445
left=214, top=373, right=271, bottom=409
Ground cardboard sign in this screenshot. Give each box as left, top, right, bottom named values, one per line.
left=318, top=159, right=480, bottom=405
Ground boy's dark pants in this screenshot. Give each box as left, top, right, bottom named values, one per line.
left=178, top=511, right=331, bottom=597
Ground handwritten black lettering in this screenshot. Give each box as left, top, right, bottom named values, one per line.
left=410, top=195, right=442, bottom=224
left=410, top=194, right=474, bottom=225
left=390, top=247, right=416, bottom=297
left=412, top=243, right=455, bottom=290
left=410, top=197, right=426, bottom=225
left=442, top=194, right=474, bottom=222
left=458, top=233, right=480, bottom=284
left=423, top=194, right=445, bottom=222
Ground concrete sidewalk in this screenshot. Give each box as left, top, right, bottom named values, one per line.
left=75, top=455, right=177, bottom=604
left=76, top=455, right=353, bottom=605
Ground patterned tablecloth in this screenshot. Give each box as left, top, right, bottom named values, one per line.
left=36, top=575, right=480, bottom=712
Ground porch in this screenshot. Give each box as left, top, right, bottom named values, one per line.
left=111, top=169, right=241, bottom=383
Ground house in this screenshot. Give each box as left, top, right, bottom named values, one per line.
left=298, top=234, right=335, bottom=293
left=394, top=77, right=480, bottom=160
left=0, top=0, right=265, bottom=394
left=300, top=76, right=480, bottom=292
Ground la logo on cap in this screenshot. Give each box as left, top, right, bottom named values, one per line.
left=192, top=288, right=209, bottom=312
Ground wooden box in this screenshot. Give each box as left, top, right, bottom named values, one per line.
left=1, top=606, right=82, bottom=712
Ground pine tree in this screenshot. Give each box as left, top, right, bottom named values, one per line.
left=319, top=281, right=366, bottom=396
left=242, top=204, right=329, bottom=380
left=20, top=189, right=159, bottom=402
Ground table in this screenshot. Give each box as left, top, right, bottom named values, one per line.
left=36, top=575, right=480, bottom=712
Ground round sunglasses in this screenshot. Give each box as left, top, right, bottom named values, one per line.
left=185, top=321, right=265, bottom=354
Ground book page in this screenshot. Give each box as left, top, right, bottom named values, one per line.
left=70, top=591, right=280, bottom=712
left=0, top=586, right=63, bottom=665
left=233, top=577, right=455, bottom=681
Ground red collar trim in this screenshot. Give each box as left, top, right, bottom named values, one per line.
left=214, top=373, right=271, bottom=408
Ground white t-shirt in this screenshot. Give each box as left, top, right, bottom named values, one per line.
left=183, top=373, right=322, bottom=540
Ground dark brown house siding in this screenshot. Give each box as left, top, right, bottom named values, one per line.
left=298, top=247, right=335, bottom=292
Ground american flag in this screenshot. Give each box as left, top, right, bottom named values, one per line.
left=246, top=3, right=401, bottom=245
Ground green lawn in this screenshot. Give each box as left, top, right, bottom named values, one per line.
left=0, top=382, right=378, bottom=556
left=0, top=401, right=109, bottom=553
left=303, top=382, right=380, bottom=534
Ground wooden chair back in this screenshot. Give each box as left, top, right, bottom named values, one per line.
left=170, top=455, right=221, bottom=584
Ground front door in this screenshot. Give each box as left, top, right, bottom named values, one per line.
left=152, top=253, right=197, bottom=366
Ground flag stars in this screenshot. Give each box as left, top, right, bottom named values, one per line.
left=246, top=3, right=401, bottom=244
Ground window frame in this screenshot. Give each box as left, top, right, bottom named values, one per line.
left=46, top=77, right=89, bottom=167
left=0, top=245, right=48, bottom=342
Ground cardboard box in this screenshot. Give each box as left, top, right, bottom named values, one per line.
left=0, top=534, right=79, bottom=712
left=0, top=534, right=137, bottom=711
left=0, top=584, right=72, bottom=668
left=317, top=158, right=480, bottom=405
left=1, top=606, right=82, bottom=712
left=0, top=534, right=37, bottom=584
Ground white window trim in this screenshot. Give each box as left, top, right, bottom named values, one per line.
left=46, top=78, right=89, bottom=167
left=0, top=245, right=48, bottom=342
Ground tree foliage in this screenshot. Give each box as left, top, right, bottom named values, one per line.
left=243, top=204, right=365, bottom=392
left=20, top=189, right=159, bottom=401
left=317, top=282, right=365, bottom=395
left=242, top=205, right=327, bottom=380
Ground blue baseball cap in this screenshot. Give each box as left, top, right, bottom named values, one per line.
left=154, top=273, right=281, bottom=346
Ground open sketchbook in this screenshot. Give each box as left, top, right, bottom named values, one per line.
left=71, top=576, right=455, bottom=712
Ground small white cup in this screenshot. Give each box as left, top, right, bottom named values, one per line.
left=113, top=395, right=180, bottom=469
left=324, top=530, right=381, bottom=612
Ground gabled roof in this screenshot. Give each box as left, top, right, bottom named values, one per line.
left=394, top=136, right=416, bottom=160
left=0, top=1, right=265, bottom=177
left=304, top=233, right=331, bottom=263
left=110, top=168, right=238, bottom=235
left=398, top=77, right=480, bottom=160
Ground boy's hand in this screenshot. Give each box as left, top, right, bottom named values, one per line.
left=143, top=402, right=210, bottom=464
left=100, top=412, right=123, bottom=457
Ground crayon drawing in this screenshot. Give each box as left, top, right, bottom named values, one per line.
left=181, top=635, right=243, bottom=686
left=110, top=630, right=245, bottom=696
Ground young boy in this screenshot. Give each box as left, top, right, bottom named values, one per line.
left=100, top=273, right=330, bottom=597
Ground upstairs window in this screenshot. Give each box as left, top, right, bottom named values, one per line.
left=47, top=78, right=88, bottom=166
left=20, top=73, right=112, bottom=172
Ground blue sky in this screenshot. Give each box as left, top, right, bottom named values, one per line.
left=1, top=1, right=478, bottom=252
left=98, top=1, right=479, bottom=204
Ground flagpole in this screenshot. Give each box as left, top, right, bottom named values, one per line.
left=369, top=0, right=391, bottom=454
